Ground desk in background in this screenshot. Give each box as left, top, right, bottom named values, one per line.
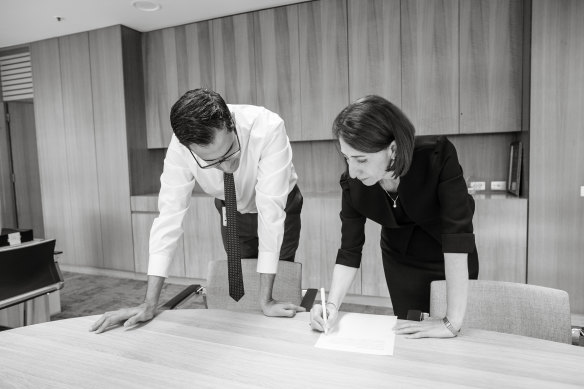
left=1, top=310, right=583, bottom=388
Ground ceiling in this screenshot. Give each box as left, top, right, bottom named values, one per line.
left=0, top=0, right=309, bottom=49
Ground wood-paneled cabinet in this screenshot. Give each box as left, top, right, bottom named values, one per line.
left=143, top=22, right=215, bottom=149
left=402, top=0, right=523, bottom=135
left=253, top=5, right=302, bottom=140
left=401, top=0, right=459, bottom=135
left=460, top=0, right=523, bottom=134
left=528, top=0, right=584, bottom=313
left=31, top=26, right=143, bottom=271
left=298, top=0, right=349, bottom=140
left=143, top=28, right=181, bottom=149
left=347, top=0, right=401, bottom=105
left=212, top=13, right=257, bottom=106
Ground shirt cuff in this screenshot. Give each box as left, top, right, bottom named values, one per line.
left=441, top=233, right=476, bottom=253
left=257, top=251, right=279, bottom=274
left=147, top=253, right=173, bottom=278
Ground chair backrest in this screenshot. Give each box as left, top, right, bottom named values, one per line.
left=430, top=280, right=572, bottom=343
left=0, top=239, right=63, bottom=310
left=205, top=259, right=303, bottom=312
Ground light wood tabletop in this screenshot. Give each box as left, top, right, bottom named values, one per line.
left=0, top=309, right=583, bottom=388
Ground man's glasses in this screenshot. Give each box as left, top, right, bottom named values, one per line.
left=189, top=117, right=240, bottom=169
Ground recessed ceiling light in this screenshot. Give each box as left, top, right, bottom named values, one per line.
left=132, top=0, right=161, bottom=12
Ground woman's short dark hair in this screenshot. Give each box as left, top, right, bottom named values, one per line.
left=170, top=88, right=234, bottom=147
left=332, top=95, right=415, bottom=177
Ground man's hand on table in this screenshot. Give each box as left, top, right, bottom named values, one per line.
left=261, top=298, right=306, bottom=317
left=89, top=303, right=157, bottom=334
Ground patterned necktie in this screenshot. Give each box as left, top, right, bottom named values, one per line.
left=224, top=172, right=244, bottom=301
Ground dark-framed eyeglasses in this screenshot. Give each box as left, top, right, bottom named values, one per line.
left=189, top=125, right=240, bottom=170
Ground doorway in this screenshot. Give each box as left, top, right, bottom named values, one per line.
left=2, top=101, right=44, bottom=237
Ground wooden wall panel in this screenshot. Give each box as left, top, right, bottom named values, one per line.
left=254, top=5, right=302, bottom=140
left=298, top=0, right=349, bottom=140
left=460, top=0, right=523, bottom=133
left=213, top=13, right=256, bottom=105
left=121, top=26, right=163, bottom=196
left=529, top=0, right=584, bottom=313
left=89, top=26, right=134, bottom=271
left=348, top=0, right=401, bottom=105
left=143, top=28, right=179, bottom=148
left=401, top=0, right=459, bottom=135
left=30, top=38, right=76, bottom=258
left=183, top=21, right=215, bottom=91
left=291, top=141, right=345, bottom=194
left=58, top=33, right=103, bottom=267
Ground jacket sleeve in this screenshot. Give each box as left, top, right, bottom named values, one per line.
left=435, top=138, right=476, bottom=253
left=335, top=173, right=367, bottom=268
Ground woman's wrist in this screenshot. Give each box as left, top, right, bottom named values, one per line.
left=443, top=316, right=460, bottom=336
left=325, top=301, right=338, bottom=311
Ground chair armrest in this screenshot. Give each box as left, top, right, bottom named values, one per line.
left=159, top=284, right=203, bottom=310
left=300, top=288, right=318, bottom=311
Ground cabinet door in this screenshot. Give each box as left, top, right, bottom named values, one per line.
left=529, top=0, right=584, bottom=312
left=474, top=198, right=527, bottom=283
left=348, top=0, right=401, bottom=105
left=401, top=0, right=459, bottom=135
left=254, top=5, right=302, bottom=141
left=58, top=33, right=104, bottom=268
left=460, top=0, right=523, bottom=134
left=143, top=28, right=180, bottom=148
left=298, top=0, right=349, bottom=140
left=213, top=13, right=256, bottom=105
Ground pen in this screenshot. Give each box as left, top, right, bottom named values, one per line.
left=320, top=287, right=328, bottom=334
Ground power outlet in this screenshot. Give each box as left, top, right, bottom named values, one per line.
left=469, top=181, right=486, bottom=191
left=581, top=186, right=584, bottom=197
left=491, top=181, right=506, bottom=191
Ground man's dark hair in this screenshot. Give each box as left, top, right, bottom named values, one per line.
left=332, top=95, right=416, bottom=177
left=170, top=88, right=233, bottom=147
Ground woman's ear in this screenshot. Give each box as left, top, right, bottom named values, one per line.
left=388, top=140, right=397, bottom=160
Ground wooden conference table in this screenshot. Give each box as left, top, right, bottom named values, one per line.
left=0, top=309, right=583, bottom=388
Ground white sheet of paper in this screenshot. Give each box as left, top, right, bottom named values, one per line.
left=315, top=312, right=397, bottom=355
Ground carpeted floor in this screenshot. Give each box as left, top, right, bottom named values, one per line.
left=51, top=271, right=393, bottom=320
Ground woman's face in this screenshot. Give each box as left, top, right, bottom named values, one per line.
left=339, top=137, right=396, bottom=186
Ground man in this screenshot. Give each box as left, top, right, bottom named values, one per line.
left=91, top=88, right=304, bottom=333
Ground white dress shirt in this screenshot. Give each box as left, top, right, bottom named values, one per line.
left=147, top=104, right=298, bottom=277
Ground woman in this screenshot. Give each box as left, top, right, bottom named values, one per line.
left=310, top=95, right=478, bottom=338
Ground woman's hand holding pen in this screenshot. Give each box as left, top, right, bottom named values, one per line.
left=309, top=302, right=339, bottom=333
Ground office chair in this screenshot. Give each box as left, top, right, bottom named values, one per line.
left=161, top=259, right=317, bottom=312
left=430, top=280, right=572, bottom=344
left=0, top=239, right=64, bottom=327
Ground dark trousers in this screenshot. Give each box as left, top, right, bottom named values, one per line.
left=214, top=185, right=302, bottom=262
